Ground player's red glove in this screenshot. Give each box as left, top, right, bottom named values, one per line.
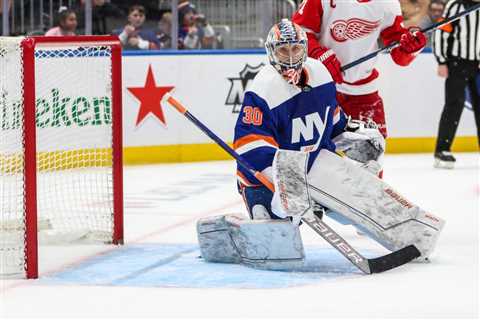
left=390, top=27, right=426, bottom=66
left=318, top=49, right=344, bottom=84
left=399, top=27, right=427, bottom=54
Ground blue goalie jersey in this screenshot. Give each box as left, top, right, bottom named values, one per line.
left=234, top=57, right=347, bottom=187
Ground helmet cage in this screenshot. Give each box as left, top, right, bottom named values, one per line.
left=265, top=20, right=308, bottom=75
left=269, top=40, right=307, bottom=73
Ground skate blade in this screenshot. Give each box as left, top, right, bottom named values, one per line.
left=434, top=159, right=455, bottom=169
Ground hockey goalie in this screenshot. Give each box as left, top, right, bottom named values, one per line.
left=196, top=19, right=444, bottom=272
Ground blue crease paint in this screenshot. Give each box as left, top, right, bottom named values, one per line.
left=42, top=244, right=374, bottom=289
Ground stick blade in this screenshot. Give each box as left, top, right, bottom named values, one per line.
left=368, top=245, right=421, bottom=274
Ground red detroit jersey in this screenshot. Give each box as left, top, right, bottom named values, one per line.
left=293, top=0, right=407, bottom=95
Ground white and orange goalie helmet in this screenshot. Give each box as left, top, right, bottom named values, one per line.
left=265, top=19, right=308, bottom=85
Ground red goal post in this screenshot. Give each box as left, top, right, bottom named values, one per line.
left=0, top=36, right=124, bottom=279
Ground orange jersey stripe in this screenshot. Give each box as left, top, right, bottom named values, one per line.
left=233, top=134, right=279, bottom=150
left=236, top=170, right=260, bottom=187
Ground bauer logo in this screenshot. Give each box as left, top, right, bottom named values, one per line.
left=384, top=188, right=414, bottom=210
left=424, top=213, right=440, bottom=223
left=0, top=88, right=111, bottom=130
left=225, top=63, right=264, bottom=113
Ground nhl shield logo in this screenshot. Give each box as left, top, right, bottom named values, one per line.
left=225, top=63, right=264, bottom=113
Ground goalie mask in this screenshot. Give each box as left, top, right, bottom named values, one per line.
left=265, top=19, right=308, bottom=85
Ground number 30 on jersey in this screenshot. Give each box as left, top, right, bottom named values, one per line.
left=242, top=106, right=263, bottom=126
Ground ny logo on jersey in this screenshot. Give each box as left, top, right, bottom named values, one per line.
left=291, top=109, right=329, bottom=144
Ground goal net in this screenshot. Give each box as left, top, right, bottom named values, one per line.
left=0, top=36, right=123, bottom=279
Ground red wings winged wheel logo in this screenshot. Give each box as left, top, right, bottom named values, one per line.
left=330, top=18, right=380, bottom=42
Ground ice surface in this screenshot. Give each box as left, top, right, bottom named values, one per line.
left=0, top=153, right=478, bottom=318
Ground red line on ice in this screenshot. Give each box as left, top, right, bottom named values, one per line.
left=1, top=199, right=243, bottom=294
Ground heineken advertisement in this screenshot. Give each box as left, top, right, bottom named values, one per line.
left=1, top=88, right=112, bottom=130
left=1, top=52, right=477, bottom=158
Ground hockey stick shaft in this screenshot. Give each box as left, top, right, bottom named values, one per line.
left=165, top=93, right=274, bottom=191
left=302, top=214, right=421, bottom=274
left=302, top=214, right=371, bottom=273
left=340, top=3, right=480, bottom=71
left=165, top=94, right=420, bottom=274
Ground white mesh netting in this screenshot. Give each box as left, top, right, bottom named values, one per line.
left=0, top=37, right=26, bottom=276
left=0, top=38, right=117, bottom=277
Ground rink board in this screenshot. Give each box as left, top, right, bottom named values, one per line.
left=121, top=137, right=478, bottom=165
left=120, top=50, right=478, bottom=164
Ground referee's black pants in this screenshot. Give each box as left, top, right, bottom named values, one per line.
left=435, top=59, right=480, bottom=152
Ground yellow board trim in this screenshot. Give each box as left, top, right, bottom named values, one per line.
left=385, top=136, right=478, bottom=153
left=1, top=137, right=476, bottom=171
left=124, top=143, right=232, bottom=165
left=1, top=148, right=112, bottom=174
left=124, top=136, right=478, bottom=165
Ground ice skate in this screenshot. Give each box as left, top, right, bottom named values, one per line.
left=434, top=151, right=456, bottom=169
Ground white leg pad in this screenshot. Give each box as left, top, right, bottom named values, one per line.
left=308, top=150, right=445, bottom=259
left=197, top=214, right=305, bottom=270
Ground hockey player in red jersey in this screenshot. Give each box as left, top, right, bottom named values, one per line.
left=293, top=0, right=427, bottom=138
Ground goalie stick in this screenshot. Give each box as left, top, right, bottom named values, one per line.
left=164, top=93, right=420, bottom=274
left=341, top=2, right=480, bottom=71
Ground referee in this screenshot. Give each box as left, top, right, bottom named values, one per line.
left=433, top=0, right=480, bottom=168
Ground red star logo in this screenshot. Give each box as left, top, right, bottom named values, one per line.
left=127, top=65, right=174, bottom=126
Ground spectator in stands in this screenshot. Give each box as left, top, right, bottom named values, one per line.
left=45, top=7, right=77, bottom=36
left=421, top=0, right=446, bottom=27
left=418, top=0, right=446, bottom=48
left=400, top=0, right=430, bottom=27
left=115, top=5, right=160, bottom=50
left=115, top=0, right=163, bottom=21
left=76, top=0, right=125, bottom=35
left=157, top=12, right=172, bottom=49
left=178, top=2, right=216, bottom=49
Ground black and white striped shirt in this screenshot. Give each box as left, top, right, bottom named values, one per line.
left=433, top=0, right=480, bottom=64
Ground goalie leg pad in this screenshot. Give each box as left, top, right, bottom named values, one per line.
left=197, top=215, right=242, bottom=264
left=307, top=150, right=445, bottom=259
left=197, top=214, right=305, bottom=270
